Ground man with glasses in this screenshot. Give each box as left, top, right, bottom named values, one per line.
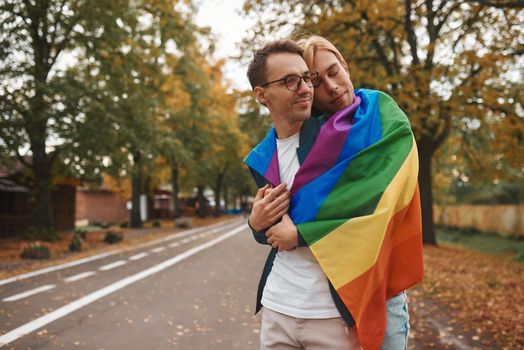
left=245, top=39, right=361, bottom=349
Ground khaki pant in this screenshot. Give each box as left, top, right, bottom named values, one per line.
left=260, top=307, right=362, bottom=350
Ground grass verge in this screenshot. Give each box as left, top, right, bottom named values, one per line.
left=436, top=226, right=524, bottom=261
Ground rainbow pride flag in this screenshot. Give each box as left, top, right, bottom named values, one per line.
left=245, top=89, right=423, bottom=350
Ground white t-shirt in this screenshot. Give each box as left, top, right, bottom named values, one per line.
left=261, top=132, right=340, bottom=319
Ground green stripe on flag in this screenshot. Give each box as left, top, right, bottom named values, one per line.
left=298, top=92, right=414, bottom=245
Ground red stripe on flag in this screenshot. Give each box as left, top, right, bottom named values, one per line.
left=337, top=186, right=423, bottom=350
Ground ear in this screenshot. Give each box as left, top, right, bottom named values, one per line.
left=254, top=86, right=268, bottom=105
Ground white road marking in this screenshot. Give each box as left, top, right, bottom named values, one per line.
left=129, top=252, right=148, bottom=261
left=0, top=252, right=114, bottom=287
left=64, top=271, right=96, bottom=283
left=0, top=218, right=243, bottom=286
left=0, top=223, right=247, bottom=347
left=151, top=247, right=165, bottom=253
left=98, top=260, right=127, bottom=271
left=169, top=242, right=180, bottom=248
left=181, top=238, right=191, bottom=244
left=3, top=285, right=56, bottom=302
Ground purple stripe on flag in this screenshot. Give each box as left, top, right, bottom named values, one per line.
left=290, top=97, right=361, bottom=195
left=265, top=150, right=280, bottom=186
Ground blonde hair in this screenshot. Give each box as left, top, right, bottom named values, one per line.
left=298, top=35, right=348, bottom=70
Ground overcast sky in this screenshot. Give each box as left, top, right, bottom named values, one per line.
left=195, top=0, right=255, bottom=90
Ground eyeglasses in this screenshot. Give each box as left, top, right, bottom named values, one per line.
left=260, top=71, right=320, bottom=91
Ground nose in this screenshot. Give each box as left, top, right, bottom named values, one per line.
left=323, top=78, right=338, bottom=94
left=296, top=78, right=312, bottom=95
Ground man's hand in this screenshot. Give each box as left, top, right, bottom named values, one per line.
left=248, top=184, right=290, bottom=232
left=265, top=214, right=298, bottom=251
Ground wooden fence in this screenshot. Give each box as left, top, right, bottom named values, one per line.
left=434, top=205, right=524, bottom=238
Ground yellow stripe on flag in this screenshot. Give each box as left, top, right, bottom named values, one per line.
left=310, top=138, right=419, bottom=289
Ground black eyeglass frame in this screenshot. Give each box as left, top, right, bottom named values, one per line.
left=259, top=71, right=320, bottom=91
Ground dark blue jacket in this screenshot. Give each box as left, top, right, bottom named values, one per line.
left=246, top=117, right=355, bottom=327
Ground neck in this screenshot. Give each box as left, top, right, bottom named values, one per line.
left=274, top=120, right=302, bottom=139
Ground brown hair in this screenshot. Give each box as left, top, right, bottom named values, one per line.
left=298, top=35, right=348, bottom=70
left=247, top=39, right=304, bottom=90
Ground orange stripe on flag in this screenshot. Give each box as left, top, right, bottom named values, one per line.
left=337, top=186, right=423, bottom=350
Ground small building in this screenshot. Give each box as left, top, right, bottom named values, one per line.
left=0, top=176, right=76, bottom=238
left=149, top=189, right=174, bottom=220
left=75, top=187, right=129, bottom=226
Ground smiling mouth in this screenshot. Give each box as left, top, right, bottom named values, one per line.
left=331, top=90, right=347, bottom=103
left=295, top=98, right=311, bottom=105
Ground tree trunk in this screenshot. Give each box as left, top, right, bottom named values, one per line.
left=144, top=176, right=154, bottom=220
left=196, top=185, right=207, bottom=218
left=28, top=112, right=54, bottom=230
left=171, top=158, right=181, bottom=218
left=224, top=183, right=229, bottom=213
left=130, top=152, right=142, bottom=228
left=32, top=153, right=54, bottom=230
left=239, top=193, right=247, bottom=213
left=236, top=193, right=241, bottom=210
left=213, top=172, right=224, bottom=216
left=417, top=138, right=437, bottom=245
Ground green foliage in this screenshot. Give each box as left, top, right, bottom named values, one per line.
left=0, top=0, right=215, bottom=230
left=74, top=228, right=88, bottom=240
left=454, top=182, right=523, bottom=205
left=20, top=242, right=50, bottom=260
left=0, top=0, right=264, bottom=231
left=23, top=226, right=59, bottom=242
left=433, top=127, right=524, bottom=205
left=237, top=91, right=273, bottom=147
left=241, top=0, right=523, bottom=243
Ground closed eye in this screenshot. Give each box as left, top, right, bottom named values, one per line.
left=328, top=67, right=339, bottom=77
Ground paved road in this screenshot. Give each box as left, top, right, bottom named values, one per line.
left=1, top=218, right=492, bottom=350
left=0, top=219, right=267, bottom=349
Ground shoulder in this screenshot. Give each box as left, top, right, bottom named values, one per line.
left=356, top=88, right=395, bottom=103
left=299, top=116, right=321, bottom=144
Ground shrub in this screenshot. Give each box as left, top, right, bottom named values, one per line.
left=69, top=233, right=83, bottom=252
left=120, top=221, right=129, bottom=228
left=23, top=226, right=59, bottom=242
left=152, top=220, right=161, bottom=228
left=74, top=228, right=87, bottom=240
left=104, top=231, right=123, bottom=244
left=20, top=242, right=50, bottom=260
left=175, top=217, right=193, bottom=228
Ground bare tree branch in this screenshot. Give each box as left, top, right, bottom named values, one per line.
left=360, top=11, right=394, bottom=75
left=16, top=148, right=33, bottom=169
left=435, top=2, right=462, bottom=39
left=47, top=0, right=68, bottom=63
left=433, top=110, right=452, bottom=150
left=466, top=0, right=524, bottom=9
left=404, top=0, right=420, bottom=65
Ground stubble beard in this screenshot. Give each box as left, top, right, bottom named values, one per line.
left=290, top=111, right=311, bottom=122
